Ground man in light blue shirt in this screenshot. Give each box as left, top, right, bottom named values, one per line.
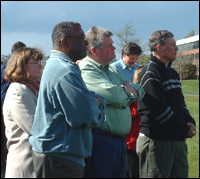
left=111, top=42, right=143, bottom=178
left=29, top=21, right=106, bottom=178
left=111, top=42, right=142, bottom=82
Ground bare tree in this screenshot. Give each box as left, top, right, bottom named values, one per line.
left=113, top=20, right=148, bottom=55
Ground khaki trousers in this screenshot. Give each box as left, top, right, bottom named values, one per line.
left=136, top=134, right=188, bottom=178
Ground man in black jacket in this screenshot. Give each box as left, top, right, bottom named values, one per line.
left=136, top=30, right=196, bottom=178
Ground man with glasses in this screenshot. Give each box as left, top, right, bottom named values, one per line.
left=29, top=21, right=106, bottom=178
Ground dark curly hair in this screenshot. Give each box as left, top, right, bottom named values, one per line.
left=121, top=42, right=142, bottom=58
left=52, top=21, right=81, bottom=48
left=11, top=41, right=26, bottom=53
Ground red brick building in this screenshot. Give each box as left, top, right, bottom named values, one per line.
left=176, top=35, right=199, bottom=75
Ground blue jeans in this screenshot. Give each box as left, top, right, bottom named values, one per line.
left=85, top=132, right=127, bottom=178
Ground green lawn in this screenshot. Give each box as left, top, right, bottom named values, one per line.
left=182, top=80, right=199, bottom=178
left=182, top=79, right=199, bottom=95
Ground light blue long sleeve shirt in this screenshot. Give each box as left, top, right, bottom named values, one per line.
left=29, top=50, right=105, bottom=166
left=78, top=57, right=145, bottom=136
left=111, top=58, right=139, bottom=82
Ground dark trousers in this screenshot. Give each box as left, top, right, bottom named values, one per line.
left=1, top=109, right=7, bottom=178
left=85, top=132, right=127, bottom=178
left=126, top=149, right=139, bottom=178
left=33, top=151, right=84, bottom=178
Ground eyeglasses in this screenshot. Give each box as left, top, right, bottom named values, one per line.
left=65, top=35, right=86, bottom=41
left=27, top=61, right=42, bottom=66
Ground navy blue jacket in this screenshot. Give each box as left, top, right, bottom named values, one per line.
left=1, top=62, right=10, bottom=103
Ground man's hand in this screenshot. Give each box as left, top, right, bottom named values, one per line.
left=185, top=122, right=196, bottom=138
left=123, top=81, right=132, bottom=86
left=120, top=85, right=139, bottom=99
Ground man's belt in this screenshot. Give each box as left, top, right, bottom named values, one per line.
left=92, top=128, right=127, bottom=140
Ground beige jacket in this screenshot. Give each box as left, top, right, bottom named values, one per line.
left=3, top=82, right=37, bottom=178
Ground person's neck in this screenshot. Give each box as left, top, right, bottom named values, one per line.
left=88, top=55, right=109, bottom=67
left=52, top=48, right=77, bottom=62
left=153, top=54, right=170, bottom=67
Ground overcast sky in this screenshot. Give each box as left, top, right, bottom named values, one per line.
left=1, top=1, right=199, bottom=59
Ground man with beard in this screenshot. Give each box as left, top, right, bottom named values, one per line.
left=111, top=42, right=142, bottom=82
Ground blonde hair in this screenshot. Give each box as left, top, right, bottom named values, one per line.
left=133, top=66, right=144, bottom=84
left=4, top=47, right=43, bottom=82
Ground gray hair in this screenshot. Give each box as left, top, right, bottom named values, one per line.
left=52, top=21, right=81, bottom=48
left=86, top=26, right=113, bottom=56
left=149, top=30, right=174, bottom=53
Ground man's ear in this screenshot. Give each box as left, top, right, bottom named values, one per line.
left=61, top=38, right=68, bottom=47
left=157, top=44, right=162, bottom=52
left=91, top=47, right=98, bottom=56
left=91, top=47, right=102, bottom=56
left=123, top=54, right=127, bottom=59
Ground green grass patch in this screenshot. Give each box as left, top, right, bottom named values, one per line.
left=183, top=80, right=199, bottom=178
left=185, top=96, right=199, bottom=178
left=181, top=79, right=199, bottom=95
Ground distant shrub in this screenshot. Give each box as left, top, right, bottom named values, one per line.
left=138, top=54, right=150, bottom=65
left=177, top=63, right=197, bottom=80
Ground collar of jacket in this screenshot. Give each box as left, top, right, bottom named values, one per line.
left=50, top=50, right=78, bottom=67
left=83, top=56, right=110, bottom=71
left=150, top=54, right=172, bottom=69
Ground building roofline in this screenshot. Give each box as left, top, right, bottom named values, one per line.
left=176, top=35, right=199, bottom=46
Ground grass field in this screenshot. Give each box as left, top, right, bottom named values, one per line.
left=182, top=80, right=199, bottom=178
left=182, top=79, right=199, bottom=95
